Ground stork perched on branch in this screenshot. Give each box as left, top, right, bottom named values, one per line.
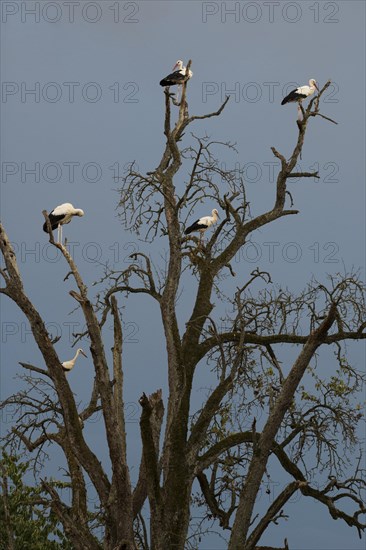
left=43, top=203, right=84, bottom=243
left=62, top=348, right=87, bottom=373
left=184, top=209, right=219, bottom=243
left=160, top=60, right=193, bottom=105
left=160, top=60, right=193, bottom=87
left=281, top=79, right=319, bottom=105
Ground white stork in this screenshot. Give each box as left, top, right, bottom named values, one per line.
left=184, top=209, right=220, bottom=243
left=281, top=79, right=319, bottom=105
left=43, top=202, right=84, bottom=243
left=62, top=348, right=87, bottom=373
left=160, top=60, right=193, bottom=87
left=160, top=60, right=193, bottom=104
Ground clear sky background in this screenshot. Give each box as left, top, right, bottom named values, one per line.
left=1, top=1, right=365, bottom=549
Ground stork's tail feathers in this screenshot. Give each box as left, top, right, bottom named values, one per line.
left=184, top=223, right=198, bottom=235
left=43, top=221, right=58, bottom=232
left=160, top=78, right=170, bottom=87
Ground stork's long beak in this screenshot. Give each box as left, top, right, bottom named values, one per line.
left=315, top=82, right=319, bottom=92
left=173, top=63, right=179, bottom=71
left=80, top=350, right=87, bottom=358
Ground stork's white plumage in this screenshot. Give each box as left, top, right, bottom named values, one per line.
left=184, top=209, right=220, bottom=242
left=62, top=348, right=87, bottom=373
left=160, top=60, right=193, bottom=87
left=281, top=79, right=319, bottom=105
left=43, top=202, right=84, bottom=243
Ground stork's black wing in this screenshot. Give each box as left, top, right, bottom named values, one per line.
left=160, top=70, right=186, bottom=87
left=281, top=89, right=307, bottom=105
left=184, top=220, right=208, bottom=235
left=43, top=212, right=66, bottom=232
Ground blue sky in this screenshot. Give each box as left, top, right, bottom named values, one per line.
left=1, top=1, right=365, bottom=548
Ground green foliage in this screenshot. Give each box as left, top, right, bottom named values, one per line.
left=0, top=451, right=72, bottom=550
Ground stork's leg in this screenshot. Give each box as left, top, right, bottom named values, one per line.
left=57, top=224, right=60, bottom=243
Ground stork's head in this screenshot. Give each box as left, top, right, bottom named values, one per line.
left=212, top=209, right=219, bottom=218
left=309, top=79, right=319, bottom=91
left=75, top=209, right=85, bottom=217
left=78, top=348, right=87, bottom=358
left=173, top=60, right=184, bottom=71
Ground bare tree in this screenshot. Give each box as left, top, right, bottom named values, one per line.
left=1, top=61, right=365, bottom=549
